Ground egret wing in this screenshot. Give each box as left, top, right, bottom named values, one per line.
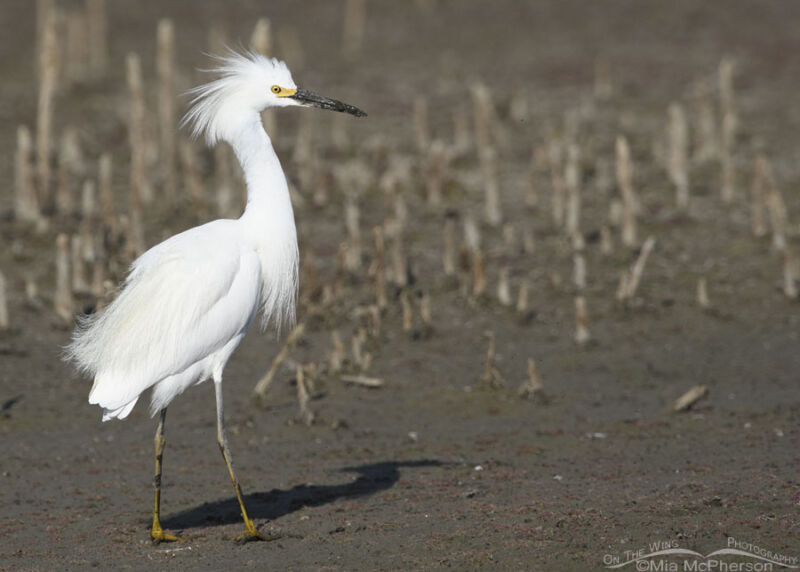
left=68, top=221, right=261, bottom=411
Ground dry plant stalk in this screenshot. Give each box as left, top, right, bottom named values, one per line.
left=443, top=214, right=457, bottom=277
left=126, top=53, right=151, bottom=207
left=720, top=109, right=737, bottom=204
left=761, top=159, right=788, bottom=251
left=86, top=0, right=107, bottom=77
left=373, top=226, right=387, bottom=309
left=343, top=194, right=362, bottom=272
left=719, top=58, right=736, bottom=118
left=573, top=253, right=586, bottom=291
left=80, top=180, right=96, bottom=222
left=296, top=365, right=315, bottom=426
left=480, top=331, right=504, bottom=389
left=719, top=58, right=737, bottom=204
left=253, top=322, right=305, bottom=398
left=547, top=133, right=565, bottom=227
left=351, top=328, right=370, bottom=371
left=471, top=83, right=493, bottom=152
left=0, top=270, right=8, bottom=331
left=697, top=277, right=710, bottom=309
left=126, top=207, right=147, bottom=261
left=518, top=358, right=544, bottom=400
left=615, top=135, right=637, bottom=247
left=419, top=291, right=432, bottom=328
left=98, top=153, right=115, bottom=229
left=15, top=125, right=40, bottom=223
left=413, top=97, right=429, bottom=152
left=608, top=198, right=622, bottom=227
left=341, top=375, right=384, bottom=388
left=516, top=281, right=529, bottom=315
left=564, top=143, right=581, bottom=238
left=293, top=111, right=314, bottom=167
left=37, top=6, right=58, bottom=210
left=367, top=304, right=382, bottom=337
left=617, top=236, right=656, bottom=301
left=667, top=103, right=689, bottom=211
left=329, top=330, right=346, bottom=374
left=465, top=215, right=481, bottom=252
left=251, top=19, right=276, bottom=136
left=497, top=267, right=512, bottom=306
left=574, top=296, right=591, bottom=346
left=750, top=155, right=768, bottom=238
left=71, top=235, right=89, bottom=294
left=480, top=147, right=502, bottom=227
left=157, top=19, right=177, bottom=201
left=783, top=249, right=798, bottom=300
left=426, top=140, right=447, bottom=207
left=250, top=17, right=272, bottom=56
left=80, top=221, right=98, bottom=262
left=600, top=225, right=613, bottom=256
left=54, top=234, right=73, bottom=323
left=672, top=385, right=708, bottom=412
left=342, top=0, right=366, bottom=59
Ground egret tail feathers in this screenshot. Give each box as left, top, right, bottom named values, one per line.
left=99, top=396, right=139, bottom=422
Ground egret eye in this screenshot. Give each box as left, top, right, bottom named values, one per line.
left=271, top=85, right=282, bottom=94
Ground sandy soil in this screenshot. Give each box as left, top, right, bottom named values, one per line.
left=1, top=1, right=799, bottom=570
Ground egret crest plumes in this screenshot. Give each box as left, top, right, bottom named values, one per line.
left=182, top=52, right=297, bottom=145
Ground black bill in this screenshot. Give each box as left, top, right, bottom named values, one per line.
left=290, top=88, right=367, bottom=117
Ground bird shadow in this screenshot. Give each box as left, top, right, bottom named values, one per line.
left=161, top=459, right=444, bottom=530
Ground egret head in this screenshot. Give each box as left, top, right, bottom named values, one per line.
left=183, top=50, right=366, bottom=145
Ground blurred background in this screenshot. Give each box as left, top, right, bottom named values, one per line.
left=1, top=1, right=798, bottom=569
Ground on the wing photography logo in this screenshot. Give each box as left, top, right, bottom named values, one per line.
left=603, top=536, right=798, bottom=571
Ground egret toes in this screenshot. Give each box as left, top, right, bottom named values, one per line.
left=150, top=526, right=184, bottom=543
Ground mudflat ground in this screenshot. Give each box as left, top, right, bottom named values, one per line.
left=1, top=1, right=799, bottom=570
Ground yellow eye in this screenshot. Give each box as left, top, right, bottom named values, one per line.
left=271, top=85, right=282, bottom=94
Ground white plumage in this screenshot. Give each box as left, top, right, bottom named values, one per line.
left=68, top=53, right=305, bottom=421
left=67, top=51, right=365, bottom=542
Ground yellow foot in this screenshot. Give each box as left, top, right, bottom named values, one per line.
left=151, top=527, right=184, bottom=543
left=234, top=522, right=280, bottom=544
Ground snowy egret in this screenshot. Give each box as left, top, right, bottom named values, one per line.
left=67, top=52, right=366, bottom=543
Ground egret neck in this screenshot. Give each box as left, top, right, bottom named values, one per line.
left=230, top=113, right=298, bottom=331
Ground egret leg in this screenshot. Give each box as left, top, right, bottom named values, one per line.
left=150, top=408, right=183, bottom=543
left=215, top=381, right=266, bottom=543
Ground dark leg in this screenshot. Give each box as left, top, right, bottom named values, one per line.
left=215, top=381, right=265, bottom=542
left=150, top=408, right=182, bottom=542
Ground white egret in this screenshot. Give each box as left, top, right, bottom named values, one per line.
left=67, top=52, right=366, bottom=543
